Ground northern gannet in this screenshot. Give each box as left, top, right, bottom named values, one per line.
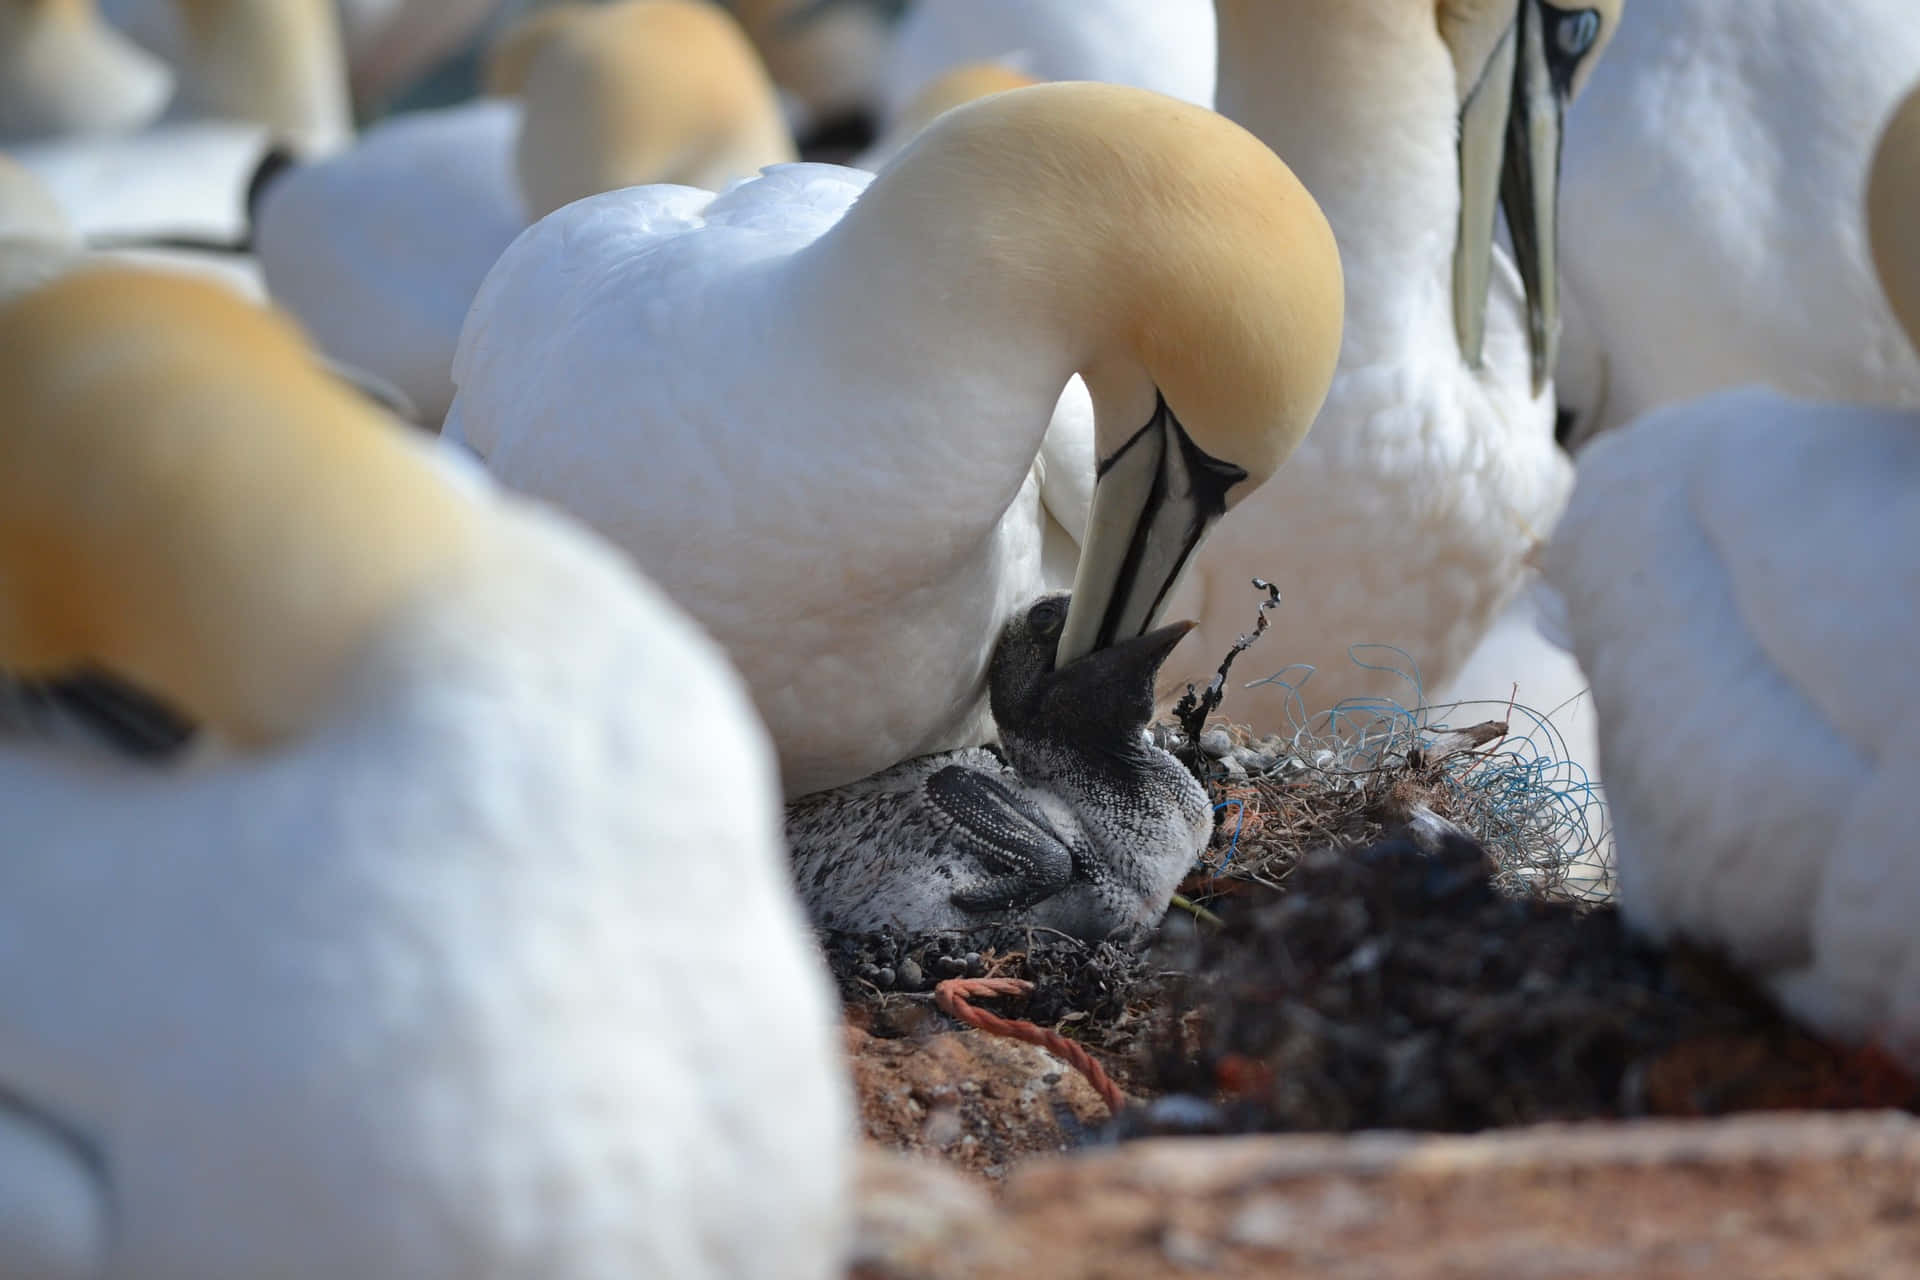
left=727, top=0, right=896, bottom=145
left=1557, top=0, right=1920, bottom=444
left=1156, top=0, right=1620, bottom=730
left=255, top=0, right=794, bottom=425
left=877, top=0, right=1217, bottom=123
left=0, top=0, right=171, bottom=142
left=0, top=266, right=852, bottom=1277
left=789, top=593, right=1210, bottom=940
left=1540, top=81, right=1920, bottom=1068
left=103, top=0, right=353, bottom=151
left=446, top=82, right=1345, bottom=796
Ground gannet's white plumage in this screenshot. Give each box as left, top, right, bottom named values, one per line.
left=1541, top=83, right=1920, bottom=1066
left=0, top=152, right=78, bottom=300
left=0, top=0, right=171, bottom=143
left=1157, top=0, right=1617, bottom=729
left=0, top=267, right=852, bottom=1276
left=1557, top=0, right=1920, bottom=443
left=878, top=0, right=1216, bottom=124
left=447, top=83, right=1344, bottom=797
left=257, top=0, right=794, bottom=425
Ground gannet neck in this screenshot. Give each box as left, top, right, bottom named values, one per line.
left=1214, top=0, right=1463, bottom=353
left=170, top=0, right=353, bottom=151
left=812, top=82, right=1342, bottom=490
left=1869, top=80, right=1920, bottom=358
left=0, top=0, right=172, bottom=141
left=0, top=268, right=471, bottom=746
left=509, top=1, right=796, bottom=220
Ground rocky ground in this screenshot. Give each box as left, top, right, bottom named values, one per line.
left=826, top=701, right=1920, bottom=1272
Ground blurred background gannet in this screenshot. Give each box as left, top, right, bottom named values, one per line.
left=1557, top=0, right=1920, bottom=445
left=1541, top=81, right=1920, bottom=1069
left=255, top=0, right=794, bottom=425
left=1156, top=0, right=1619, bottom=736
left=0, top=0, right=171, bottom=141
left=447, top=83, right=1344, bottom=796
left=0, top=266, right=852, bottom=1277
left=790, top=594, right=1209, bottom=941
left=726, top=0, right=897, bottom=150
left=876, top=0, right=1216, bottom=127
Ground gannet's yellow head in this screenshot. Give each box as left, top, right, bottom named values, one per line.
left=1438, top=0, right=1622, bottom=392
left=862, top=82, right=1345, bottom=664
left=498, top=0, right=797, bottom=220
left=168, top=0, right=352, bottom=151
left=1869, top=80, right=1920, bottom=359
left=0, top=268, right=470, bottom=745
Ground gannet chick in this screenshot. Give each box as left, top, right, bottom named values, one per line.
left=0, top=0, right=171, bottom=142
left=0, top=266, right=851, bottom=1276
left=255, top=0, right=794, bottom=423
left=1539, top=80, right=1920, bottom=1068
left=1155, top=0, right=1620, bottom=730
left=447, top=82, right=1344, bottom=796
left=789, top=593, right=1210, bottom=941
left=1556, top=0, right=1920, bottom=444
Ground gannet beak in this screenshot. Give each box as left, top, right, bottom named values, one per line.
left=1054, top=396, right=1246, bottom=667
left=1455, top=0, right=1599, bottom=395
left=1450, top=12, right=1518, bottom=381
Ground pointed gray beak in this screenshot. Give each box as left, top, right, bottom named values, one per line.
left=1454, top=0, right=1601, bottom=395
left=1054, top=397, right=1246, bottom=668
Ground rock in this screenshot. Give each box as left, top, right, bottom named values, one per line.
left=845, top=1025, right=1111, bottom=1181
left=878, top=1112, right=1920, bottom=1277
left=1198, top=728, right=1234, bottom=759
left=848, top=1146, right=1012, bottom=1279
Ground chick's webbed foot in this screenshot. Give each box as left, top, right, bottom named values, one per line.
left=924, top=765, right=1075, bottom=913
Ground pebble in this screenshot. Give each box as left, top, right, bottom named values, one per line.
left=1198, top=728, right=1234, bottom=759
left=896, top=958, right=923, bottom=989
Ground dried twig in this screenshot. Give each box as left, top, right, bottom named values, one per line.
left=933, top=977, right=1127, bottom=1116
left=1173, top=578, right=1283, bottom=768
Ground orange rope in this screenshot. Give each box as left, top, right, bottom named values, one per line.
left=933, top=976, right=1128, bottom=1116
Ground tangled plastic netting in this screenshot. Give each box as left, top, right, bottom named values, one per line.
left=1174, top=609, right=1614, bottom=906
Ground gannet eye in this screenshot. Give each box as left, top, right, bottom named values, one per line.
left=1027, top=598, right=1066, bottom=636
left=1553, top=8, right=1600, bottom=59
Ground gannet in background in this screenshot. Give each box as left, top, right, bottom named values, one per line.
left=877, top=0, right=1216, bottom=125
left=1556, top=0, right=1920, bottom=445
left=447, top=83, right=1344, bottom=797
left=856, top=61, right=1035, bottom=170
left=790, top=594, right=1210, bottom=940
left=1541, top=82, right=1920, bottom=1069
left=727, top=0, right=897, bottom=145
left=0, top=0, right=171, bottom=142
left=1154, top=0, right=1619, bottom=731
left=102, top=0, right=491, bottom=123
left=0, top=266, right=852, bottom=1277
left=255, top=0, right=793, bottom=425
left=88, top=0, right=352, bottom=152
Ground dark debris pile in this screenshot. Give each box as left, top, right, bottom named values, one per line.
left=1143, top=832, right=1915, bottom=1133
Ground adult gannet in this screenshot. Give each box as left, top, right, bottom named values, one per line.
left=854, top=61, right=1037, bottom=173
left=0, top=266, right=852, bottom=1277
left=877, top=0, right=1216, bottom=124
left=727, top=0, right=896, bottom=145
left=1540, top=82, right=1920, bottom=1068
left=1556, top=0, right=1920, bottom=444
left=790, top=593, right=1210, bottom=940
left=90, top=0, right=352, bottom=151
left=0, top=0, right=171, bottom=142
left=1155, top=0, right=1619, bottom=730
left=447, top=83, right=1345, bottom=797
left=255, top=0, right=794, bottom=425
